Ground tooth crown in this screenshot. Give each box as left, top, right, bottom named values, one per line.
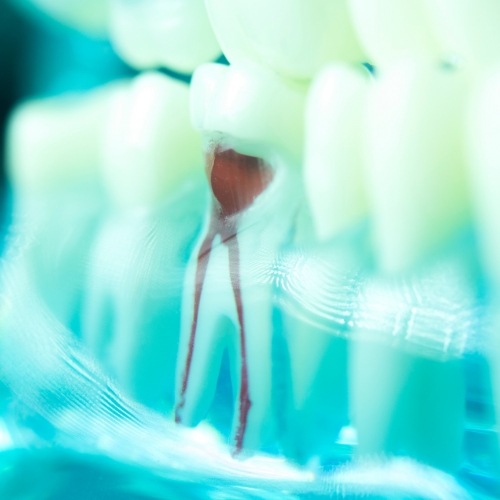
left=426, top=0, right=500, bottom=69
left=102, top=72, right=204, bottom=209
left=191, top=63, right=307, bottom=167
left=205, top=0, right=365, bottom=81
left=348, top=0, right=442, bottom=66
left=7, top=82, right=122, bottom=196
left=110, top=0, right=221, bottom=73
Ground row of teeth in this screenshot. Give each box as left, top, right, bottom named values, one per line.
left=7, top=0, right=499, bottom=470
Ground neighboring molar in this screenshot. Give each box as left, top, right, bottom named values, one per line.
left=109, top=0, right=221, bottom=73
left=82, top=72, right=205, bottom=410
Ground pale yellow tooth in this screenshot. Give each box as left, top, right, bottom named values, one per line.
left=102, top=72, right=204, bottom=208
left=190, top=62, right=308, bottom=165
left=110, top=0, right=220, bottom=73
left=365, top=62, right=470, bottom=273
left=305, top=64, right=370, bottom=242
left=425, top=0, right=500, bottom=68
left=6, top=82, right=124, bottom=196
left=348, top=0, right=442, bottom=66
left=205, top=0, right=364, bottom=80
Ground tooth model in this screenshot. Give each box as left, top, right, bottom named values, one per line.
left=347, top=4, right=470, bottom=469
left=82, top=72, right=205, bottom=410
left=175, top=62, right=306, bottom=454
left=5, top=82, right=121, bottom=329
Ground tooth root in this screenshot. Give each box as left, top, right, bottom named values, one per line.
left=468, top=70, right=500, bottom=434
left=350, top=63, right=468, bottom=470
left=82, top=72, right=205, bottom=409
left=109, top=0, right=221, bottom=73
left=305, top=63, right=370, bottom=242
left=425, top=0, right=500, bottom=68
left=206, top=0, right=364, bottom=80
left=191, top=63, right=307, bottom=166
left=102, top=72, right=204, bottom=208
left=348, top=0, right=442, bottom=66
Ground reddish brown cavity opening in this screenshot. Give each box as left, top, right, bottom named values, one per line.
left=207, top=147, right=273, bottom=217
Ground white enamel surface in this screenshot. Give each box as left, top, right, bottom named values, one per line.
left=364, top=63, right=470, bottom=273
left=348, top=0, right=442, bottom=66
left=426, top=0, right=500, bottom=68
left=110, top=0, right=220, bottom=72
left=21, top=0, right=109, bottom=35
left=102, top=72, right=203, bottom=208
left=205, top=0, right=364, bottom=81
left=305, top=64, right=370, bottom=242
left=191, top=63, right=308, bottom=165
left=6, top=82, right=123, bottom=195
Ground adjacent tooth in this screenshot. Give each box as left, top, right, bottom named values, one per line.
left=467, top=70, right=500, bottom=434
left=205, top=0, right=365, bottom=80
left=109, top=0, right=221, bottom=73
left=4, top=83, right=122, bottom=327
left=190, top=63, right=307, bottom=166
left=348, top=0, right=442, bottom=66
left=425, top=0, right=500, bottom=68
left=350, top=62, right=468, bottom=470
left=279, top=64, right=370, bottom=462
left=83, top=72, right=205, bottom=409
left=175, top=66, right=305, bottom=453
left=101, top=72, right=204, bottom=208
left=22, top=0, right=109, bottom=35
left=304, top=64, right=370, bottom=242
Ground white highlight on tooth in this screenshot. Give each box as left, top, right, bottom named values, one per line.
left=364, top=62, right=470, bottom=273
left=110, top=0, right=221, bottom=73
left=7, top=83, right=122, bottom=196
left=191, top=63, right=307, bottom=165
left=426, top=0, right=500, bottom=68
left=102, top=72, right=204, bottom=208
left=205, top=0, right=364, bottom=80
left=348, top=0, right=442, bottom=66
left=305, top=64, right=370, bottom=242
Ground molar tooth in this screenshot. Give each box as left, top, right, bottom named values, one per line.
left=191, top=62, right=307, bottom=165
left=351, top=63, right=468, bottom=470
left=109, top=0, right=221, bottom=73
left=348, top=0, right=442, bottom=66
left=5, top=83, right=122, bottom=327
left=83, top=72, right=204, bottom=409
left=425, top=0, right=500, bottom=68
left=205, top=0, right=364, bottom=80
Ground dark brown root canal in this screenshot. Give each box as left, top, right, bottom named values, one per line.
left=176, top=145, right=273, bottom=454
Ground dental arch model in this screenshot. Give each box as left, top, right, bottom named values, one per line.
left=5, top=0, right=500, bottom=483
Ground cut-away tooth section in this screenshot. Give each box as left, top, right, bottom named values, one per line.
left=175, top=142, right=301, bottom=454
left=348, top=0, right=442, bottom=66
left=101, top=72, right=204, bottom=208
left=426, top=0, right=500, bottom=68
left=109, top=0, right=221, bottom=73
left=304, top=63, right=370, bottom=242
left=5, top=83, right=122, bottom=327
left=26, top=0, right=109, bottom=35
left=350, top=62, right=469, bottom=470
left=205, top=0, right=364, bottom=80
left=83, top=72, right=205, bottom=409
left=190, top=62, right=307, bottom=166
